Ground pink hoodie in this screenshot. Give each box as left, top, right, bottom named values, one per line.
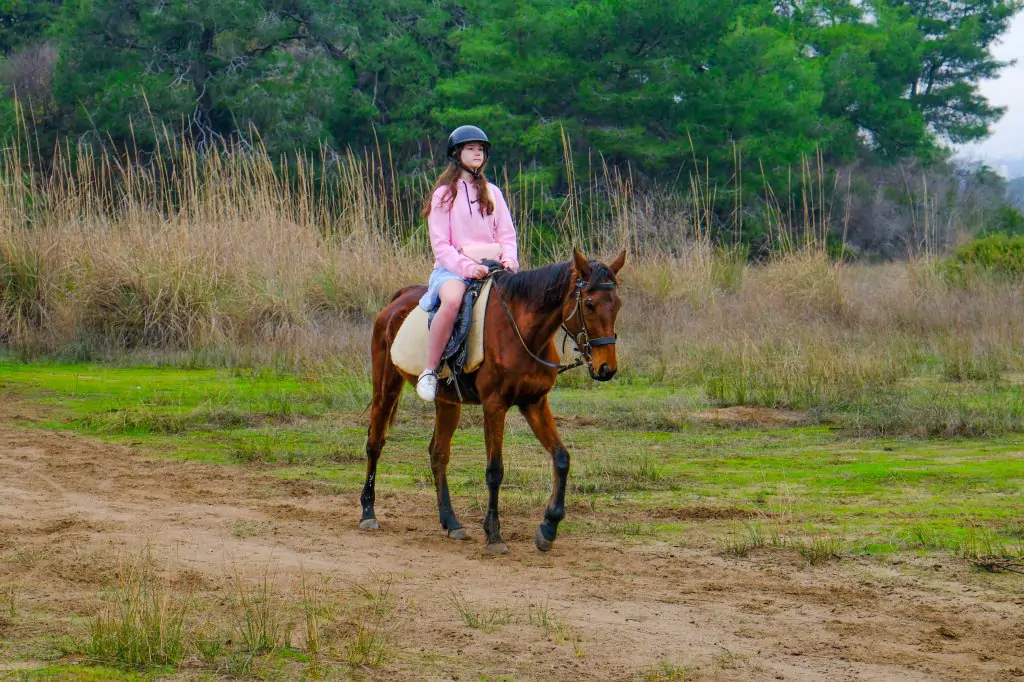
left=427, top=179, right=519, bottom=278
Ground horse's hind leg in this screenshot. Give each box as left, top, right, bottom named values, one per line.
left=430, top=401, right=470, bottom=540
left=360, top=359, right=403, bottom=530
left=520, top=396, right=570, bottom=552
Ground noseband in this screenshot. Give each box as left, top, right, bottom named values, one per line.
left=496, top=274, right=618, bottom=375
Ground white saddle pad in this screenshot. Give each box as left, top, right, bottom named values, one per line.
left=391, top=279, right=493, bottom=379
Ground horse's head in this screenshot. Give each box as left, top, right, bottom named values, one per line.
left=566, top=248, right=626, bottom=381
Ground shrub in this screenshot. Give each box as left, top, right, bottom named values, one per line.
left=942, top=233, right=1024, bottom=283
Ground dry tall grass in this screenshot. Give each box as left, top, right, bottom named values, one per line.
left=0, top=134, right=433, bottom=369
left=2, top=133, right=1023, bottom=428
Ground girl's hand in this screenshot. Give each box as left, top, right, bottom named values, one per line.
left=470, top=264, right=489, bottom=279
left=501, top=260, right=517, bottom=272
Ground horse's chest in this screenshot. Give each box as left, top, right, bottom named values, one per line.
left=508, top=374, right=557, bottom=404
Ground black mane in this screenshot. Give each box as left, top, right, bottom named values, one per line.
left=494, top=259, right=617, bottom=309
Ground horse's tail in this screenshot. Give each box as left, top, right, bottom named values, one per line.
left=360, top=295, right=406, bottom=425
left=389, top=285, right=419, bottom=303
left=357, top=398, right=399, bottom=427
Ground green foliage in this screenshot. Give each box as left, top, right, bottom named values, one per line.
left=42, top=0, right=453, bottom=155
left=803, top=1, right=930, bottom=159
left=796, top=0, right=1020, bottom=157
left=943, top=233, right=1024, bottom=282
left=0, top=0, right=1019, bottom=232
left=0, top=0, right=61, bottom=54
left=898, top=0, right=1021, bottom=144
left=440, top=0, right=830, bottom=187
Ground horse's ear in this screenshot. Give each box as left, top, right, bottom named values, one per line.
left=573, top=248, right=592, bottom=279
left=609, top=249, right=626, bottom=275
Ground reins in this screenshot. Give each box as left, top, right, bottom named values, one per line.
left=492, top=270, right=617, bottom=375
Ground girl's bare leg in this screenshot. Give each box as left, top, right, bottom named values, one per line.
left=427, top=279, right=467, bottom=369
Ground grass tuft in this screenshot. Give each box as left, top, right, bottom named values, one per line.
left=343, top=573, right=395, bottom=667
left=447, top=592, right=518, bottom=632
left=639, top=660, right=701, bottom=681
left=959, top=524, right=1024, bottom=573
left=231, top=564, right=289, bottom=658
left=85, top=548, right=191, bottom=669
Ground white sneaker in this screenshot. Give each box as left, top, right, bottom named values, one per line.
left=416, top=369, right=438, bottom=401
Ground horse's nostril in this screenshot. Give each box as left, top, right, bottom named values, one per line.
left=599, top=364, right=611, bottom=378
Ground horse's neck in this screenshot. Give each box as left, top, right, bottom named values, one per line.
left=511, top=286, right=571, bottom=351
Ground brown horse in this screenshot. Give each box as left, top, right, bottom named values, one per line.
left=360, top=248, right=626, bottom=553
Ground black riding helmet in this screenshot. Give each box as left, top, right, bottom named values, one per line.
left=447, top=125, right=490, bottom=162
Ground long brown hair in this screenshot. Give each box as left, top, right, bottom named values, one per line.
left=420, top=160, right=495, bottom=219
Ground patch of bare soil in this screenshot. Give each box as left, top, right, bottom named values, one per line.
left=691, top=406, right=807, bottom=427
left=1, top=401, right=1022, bottom=681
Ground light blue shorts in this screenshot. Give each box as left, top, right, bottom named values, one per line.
left=419, top=267, right=470, bottom=312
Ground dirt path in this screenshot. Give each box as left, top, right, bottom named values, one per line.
left=1, top=404, right=1022, bottom=681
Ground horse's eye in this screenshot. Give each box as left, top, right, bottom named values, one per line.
left=584, top=299, right=596, bottom=311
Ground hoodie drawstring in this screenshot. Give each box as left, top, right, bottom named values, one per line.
left=462, top=180, right=480, bottom=216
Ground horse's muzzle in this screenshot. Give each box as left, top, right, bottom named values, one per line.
left=591, top=363, right=617, bottom=382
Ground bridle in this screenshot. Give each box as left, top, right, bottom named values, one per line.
left=495, top=274, right=618, bottom=375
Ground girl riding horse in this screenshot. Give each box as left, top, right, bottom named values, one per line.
left=362, top=126, right=626, bottom=553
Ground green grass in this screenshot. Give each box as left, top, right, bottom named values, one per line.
left=3, top=666, right=167, bottom=681
left=1, top=356, right=1022, bottom=558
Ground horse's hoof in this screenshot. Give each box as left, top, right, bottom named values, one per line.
left=535, top=527, right=554, bottom=552
left=447, top=527, right=472, bottom=541
left=485, top=542, right=510, bottom=555
left=359, top=518, right=380, bottom=531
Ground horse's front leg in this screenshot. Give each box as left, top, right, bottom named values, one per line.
left=519, top=397, right=569, bottom=552
left=482, top=399, right=509, bottom=554
left=431, top=401, right=471, bottom=539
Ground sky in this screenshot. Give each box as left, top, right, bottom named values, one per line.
left=958, top=13, right=1024, bottom=164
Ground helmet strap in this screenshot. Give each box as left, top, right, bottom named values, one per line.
left=454, top=159, right=482, bottom=179
left=450, top=144, right=488, bottom=179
